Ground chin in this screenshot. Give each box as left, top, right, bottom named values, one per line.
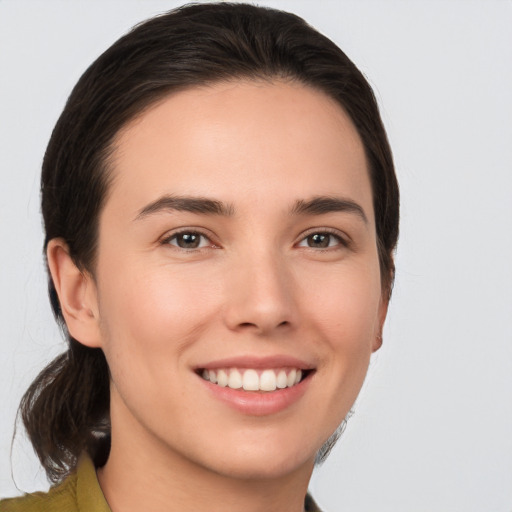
left=186, top=429, right=325, bottom=481
left=208, top=449, right=316, bottom=481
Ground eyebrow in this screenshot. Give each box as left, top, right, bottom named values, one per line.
left=135, top=195, right=235, bottom=220
left=135, top=194, right=368, bottom=224
left=291, top=196, right=368, bottom=224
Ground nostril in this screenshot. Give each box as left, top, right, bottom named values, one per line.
left=239, top=322, right=257, bottom=329
left=236, top=320, right=290, bottom=331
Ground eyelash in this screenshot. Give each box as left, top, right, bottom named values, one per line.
left=296, top=228, right=350, bottom=250
left=161, top=229, right=217, bottom=251
left=161, top=227, right=349, bottom=252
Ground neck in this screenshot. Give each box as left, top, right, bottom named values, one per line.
left=97, top=402, right=314, bottom=512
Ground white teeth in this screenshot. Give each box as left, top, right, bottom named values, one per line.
left=242, top=369, right=259, bottom=391
left=217, top=369, right=228, bottom=387
left=201, top=367, right=305, bottom=392
left=260, top=370, right=277, bottom=391
left=228, top=369, right=243, bottom=389
left=276, top=370, right=288, bottom=389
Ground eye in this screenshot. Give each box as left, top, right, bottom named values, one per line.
left=297, top=231, right=345, bottom=249
left=164, top=231, right=212, bottom=249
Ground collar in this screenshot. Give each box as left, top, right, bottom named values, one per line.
left=75, top=455, right=111, bottom=511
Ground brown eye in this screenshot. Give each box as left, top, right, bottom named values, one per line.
left=298, top=232, right=344, bottom=249
left=308, top=233, right=330, bottom=248
left=167, top=232, right=208, bottom=249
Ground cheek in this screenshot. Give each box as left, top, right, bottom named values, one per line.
left=306, top=261, right=382, bottom=392
left=96, top=264, right=220, bottom=373
left=304, top=260, right=382, bottom=339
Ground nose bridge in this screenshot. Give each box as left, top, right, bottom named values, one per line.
left=224, top=244, right=297, bottom=334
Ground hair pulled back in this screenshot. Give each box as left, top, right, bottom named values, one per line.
left=20, top=2, right=399, bottom=483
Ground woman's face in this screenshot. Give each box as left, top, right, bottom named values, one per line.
left=89, top=80, right=387, bottom=479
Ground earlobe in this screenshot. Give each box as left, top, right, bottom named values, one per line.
left=46, top=238, right=102, bottom=348
left=372, top=296, right=389, bottom=353
left=373, top=333, right=383, bottom=352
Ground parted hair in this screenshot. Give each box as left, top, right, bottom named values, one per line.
left=19, top=2, right=399, bottom=483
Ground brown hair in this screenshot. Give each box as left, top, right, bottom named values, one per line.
left=19, top=2, right=399, bottom=483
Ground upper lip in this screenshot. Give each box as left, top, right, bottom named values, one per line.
left=195, top=355, right=315, bottom=371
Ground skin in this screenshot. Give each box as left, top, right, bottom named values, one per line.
left=48, top=80, right=388, bottom=512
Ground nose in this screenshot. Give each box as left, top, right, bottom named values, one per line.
left=223, top=249, right=298, bottom=336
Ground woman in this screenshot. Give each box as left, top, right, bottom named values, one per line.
left=1, top=3, right=399, bottom=511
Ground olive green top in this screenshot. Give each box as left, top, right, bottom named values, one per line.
left=1, top=456, right=322, bottom=511
left=0, top=456, right=110, bottom=512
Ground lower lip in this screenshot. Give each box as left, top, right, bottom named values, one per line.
left=200, top=374, right=311, bottom=416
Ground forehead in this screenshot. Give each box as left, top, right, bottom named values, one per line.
left=107, top=79, right=372, bottom=219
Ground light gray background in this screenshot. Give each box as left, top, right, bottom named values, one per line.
left=1, top=1, right=511, bottom=510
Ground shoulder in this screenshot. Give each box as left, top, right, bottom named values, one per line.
left=1, top=455, right=110, bottom=512
left=0, top=473, right=79, bottom=512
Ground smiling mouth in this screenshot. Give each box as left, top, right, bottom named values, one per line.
left=198, top=367, right=310, bottom=392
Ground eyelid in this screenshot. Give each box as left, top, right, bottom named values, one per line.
left=160, top=227, right=220, bottom=249
left=295, top=227, right=351, bottom=249
left=159, top=226, right=350, bottom=250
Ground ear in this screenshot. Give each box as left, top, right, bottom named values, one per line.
left=47, top=238, right=102, bottom=348
left=372, top=295, right=389, bottom=353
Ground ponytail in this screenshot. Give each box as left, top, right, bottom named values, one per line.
left=19, top=340, right=110, bottom=483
